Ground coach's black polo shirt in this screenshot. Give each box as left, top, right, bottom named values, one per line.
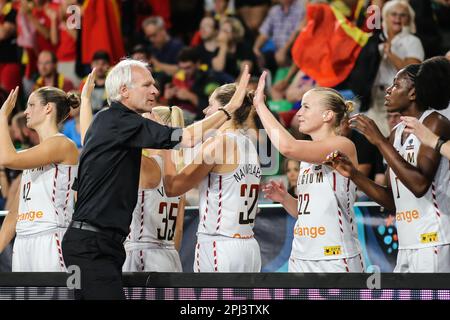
left=72, top=101, right=182, bottom=236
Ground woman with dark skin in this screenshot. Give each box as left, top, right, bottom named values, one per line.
left=327, top=57, right=450, bottom=272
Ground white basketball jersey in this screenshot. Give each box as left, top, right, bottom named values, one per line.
left=389, top=110, right=450, bottom=249
left=17, top=163, right=77, bottom=236
left=125, top=156, right=181, bottom=250
left=291, top=162, right=361, bottom=260
left=198, top=132, right=261, bottom=238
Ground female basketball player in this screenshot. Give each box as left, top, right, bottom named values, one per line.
left=122, top=106, right=187, bottom=272
left=0, top=86, right=79, bottom=271
left=79, top=70, right=187, bottom=272
left=255, top=71, right=364, bottom=272
left=162, top=83, right=262, bottom=272
left=327, top=57, right=450, bottom=272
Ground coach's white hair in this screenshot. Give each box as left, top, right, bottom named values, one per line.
left=382, top=0, right=416, bottom=34
left=105, top=59, right=149, bottom=104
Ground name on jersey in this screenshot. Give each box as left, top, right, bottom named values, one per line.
left=396, top=209, right=419, bottom=223
left=299, top=169, right=324, bottom=185
left=233, top=164, right=261, bottom=183
left=17, top=210, right=44, bottom=222
left=23, top=166, right=45, bottom=176
left=294, top=225, right=326, bottom=238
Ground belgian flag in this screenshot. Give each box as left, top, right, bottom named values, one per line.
left=291, top=2, right=383, bottom=110
left=81, top=0, right=125, bottom=64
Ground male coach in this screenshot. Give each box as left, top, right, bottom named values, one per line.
left=62, top=59, right=250, bottom=299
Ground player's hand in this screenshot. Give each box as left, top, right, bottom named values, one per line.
left=0, top=86, right=19, bottom=118
left=401, top=116, right=439, bottom=149
left=262, top=180, right=288, bottom=203
left=223, top=64, right=250, bottom=113
left=323, top=150, right=357, bottom=179
left=253, top=70, right=267, bottom=111
left=349, top=114, right=386, bottom=146
left=81, top=68, right=96, bottom=101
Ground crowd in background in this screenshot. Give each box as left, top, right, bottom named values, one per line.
left=0, top=0, right=450, bottom=210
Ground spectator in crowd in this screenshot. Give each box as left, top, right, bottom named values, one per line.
left=49, top=0, right=80, bottom=87
left=33, top=50, right=74, bottom=92
left=130, top=44, right=151, bottom=63
left=18, top=0, right=57, bottom=82
left=252, top=0, right=305, bottom=76
left=387, top=111, right=402, bottom=131
left=204, top=0, right=235, bottom=21
left=165, top=47, right=230, bottom=124
left=10, top=111, right=39, bottom=149
left=0, top=0, right=20, bottom=92
left=235, top=0, right=271, bottom=36
left=212, top=16, right=255, bottom=79
left=282, top=158, right=299, bottom=198
left=368, top=0, right=424, bottom=137
left=194, top=16, right=219, bottom=69
left=79, top=51, right=110, bottom=113
left=142, top=16, right=185, bottom=77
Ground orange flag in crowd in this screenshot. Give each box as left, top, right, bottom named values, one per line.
left=81, top=0, right=125, bottom=64
left=291, top=3, right=370, bottom=87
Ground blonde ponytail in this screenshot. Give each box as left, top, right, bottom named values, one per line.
left=152, top=106, right=185, bottom=171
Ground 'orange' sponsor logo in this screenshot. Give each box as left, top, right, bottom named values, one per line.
left=17, top=211, right=44, bottom=222
left=294, top=226, right=326, bottom=238
left=396, top=210, right=420, bottom=223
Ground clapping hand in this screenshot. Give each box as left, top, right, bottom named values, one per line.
left=81, top=68, right=96, bottom=101
left=0, top=87, right=19, bottom=118
left=323, top=150, right=357, bottom=179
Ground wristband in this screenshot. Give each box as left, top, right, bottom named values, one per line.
left=218, top=107, right=231, bottom=120
left=435, top=137, right=448, bottom=153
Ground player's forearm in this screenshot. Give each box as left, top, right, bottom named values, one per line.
left=180, top=110, right=229, bottom=148
left=376, top=139, right=432, bottom=197
left=280, top=194, right=298, bottom=218
left=351, top=170, right=395, bottom=212
left=80, top=98, right=93, bottom=146
left=0, top=211, right=16, bottom=253
left=0, top=115, right=18, bottom=167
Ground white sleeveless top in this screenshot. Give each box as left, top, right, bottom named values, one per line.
left=291, top=162, right=361, bottom=260
left=389, top=110, right=450, bottom=249
left=125, top=155, right=181, bottom=250
left=198, top=132, right=261, bottom=239
left=17, top=158, right=77, bottom=236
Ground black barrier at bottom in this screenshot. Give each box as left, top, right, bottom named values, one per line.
left=0, top=273, right=449, bottom=300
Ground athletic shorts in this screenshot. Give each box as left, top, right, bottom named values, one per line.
left=12, top=230, right=66, bottom=272
left=394, top=244, right=450, bottom=272
left=288, top=253, right=365, bottom=273
left=194, top=237, right=261, bottom=272
left=123, top=247, right=182, bottom=272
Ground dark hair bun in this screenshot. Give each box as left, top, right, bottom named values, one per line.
left=67, top=92, right=81, bottom=109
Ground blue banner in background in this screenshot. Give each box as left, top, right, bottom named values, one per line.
left=180, top=203, right=398, bottom=272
